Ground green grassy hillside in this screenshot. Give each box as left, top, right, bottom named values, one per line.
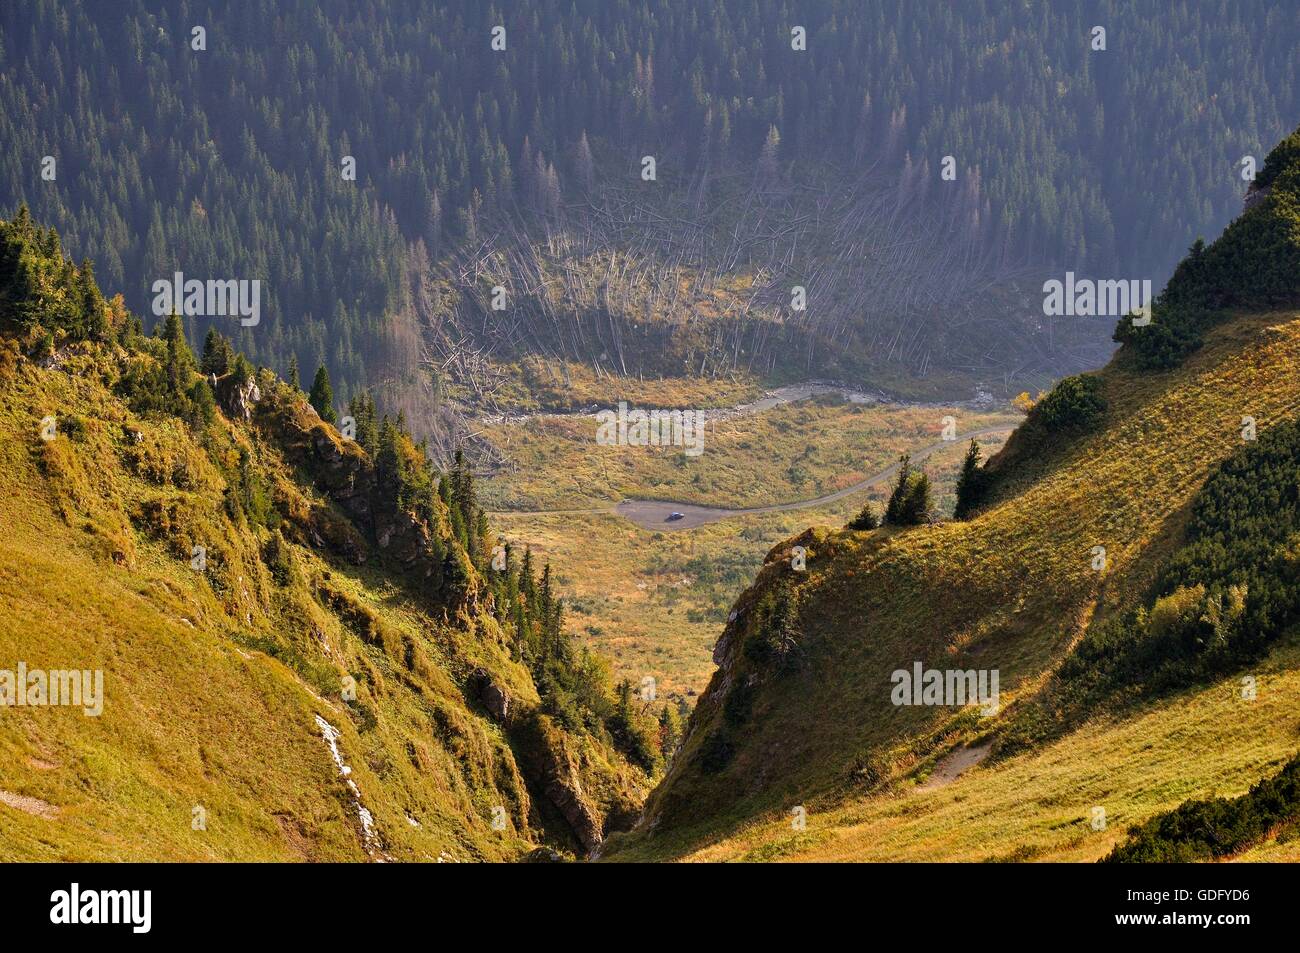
left=605, top=125, right=1300, bottom=863
left=0, top=211, right=658, bottom=861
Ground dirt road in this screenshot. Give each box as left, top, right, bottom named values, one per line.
left=494, top=425, right=1015, bottom=531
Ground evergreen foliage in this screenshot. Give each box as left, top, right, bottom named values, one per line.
left=309, top=365, right=337, bottom=423
left=846, top=500, right=879, bottom=531
left=1105, top=753, right=1300, bottom=862
left=1115, top=126, right=1300, bottom=368
left=5, top=3, right=1299, bottom=394
left=1061, top=416, right=1300, bottom=699
left=884, top=454, right=933, bottom=526
left=953, top=439, right=989, bottom=519
left=1031, top=375, right=1107, bottom=432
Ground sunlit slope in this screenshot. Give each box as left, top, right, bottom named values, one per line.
left=649, top=639, right=1300, bottom=862
left=0, top=345, right=639, bottom=861
left=608, top=309, right=1300, bottom=860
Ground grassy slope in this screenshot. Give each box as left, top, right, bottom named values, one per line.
left=662, top=640, right=1300, bottom=862
left=0, top=345, right=641, bottom=861
left=606, top=308, right=1300, bottom=861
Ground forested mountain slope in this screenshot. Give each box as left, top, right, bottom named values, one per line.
left=606, top=125, right=1300, bottom=862
left=0, top=209, right=670, bottom=860
left=3, top=1, right=1298, bottom=424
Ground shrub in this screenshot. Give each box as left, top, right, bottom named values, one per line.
left=1011, top=391, right=1040, bottom=414
left=607, top=679, right=663, bottom=774
left=1032, top=374, right=1107, bottom=431
left=1058, top=416, right=1300, bottom=703
left=846, top=501, right=878, bottom=530
left=1113, top=298, right=1215, bottom=370
left=884, top=454, right=933, bottom=526
left=264, top=529, right=298, bottom=586
left=61, top=414, right=89, bottom=442
left=1105, top=753, right=1300, bottom=862
left=188, top=378, right=216, bottom=427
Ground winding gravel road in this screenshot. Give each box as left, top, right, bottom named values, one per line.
left=493, top=425, right=1015, bottom=531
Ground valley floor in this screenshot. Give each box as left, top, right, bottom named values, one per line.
left=483, top=392, right=1014, bottom=698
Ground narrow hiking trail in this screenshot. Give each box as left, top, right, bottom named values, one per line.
left=492, top=425, right=1015, bottom=530
left=918, top=743, right=993, bottom=791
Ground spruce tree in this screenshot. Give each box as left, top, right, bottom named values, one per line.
left=520, top=547, right=537, bottom=605
left=162, top=312, right=195, bottom=400
left=884, top=454, right=912, bottom=525
left=200, top=328, right=232, bottom=376
left=885, top=454, right=933, bottom=526
left=77, top=258, right=107, bottom=339
left=309, top=364, right=337, bottom=423
left=953, top=439, right=987, bottom=520
left=847, top=500, right=879, bottom=531
left=901, top=471, right=933, bottom=525
left=349, top=391, right=379, bottom=454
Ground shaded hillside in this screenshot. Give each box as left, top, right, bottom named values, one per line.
left=4, top=1, right=1299, bottom=409
left=0, top=209, right=667, bottom=860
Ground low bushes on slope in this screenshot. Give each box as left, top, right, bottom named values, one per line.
left=958, top=373, right=1107, bottom=516
left=1075, top=417, right=1300, bottom=686
left=1012, top=415, right=1300, bottom=746
left=1104, top=752, right=1300, bottom=862
left=1030, top=374, right=1107, bottom=431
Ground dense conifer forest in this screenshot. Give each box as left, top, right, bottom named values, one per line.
left=3, top=0, right=1298, bottom=413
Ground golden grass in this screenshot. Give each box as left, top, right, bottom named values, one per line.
left=606, top=310, right=1300, bottom=861
left=0, top=354, right=557, bottom=861
left=667, top=640, right=1300, bottom=862
left=481, top=397, right=1018, bottom=511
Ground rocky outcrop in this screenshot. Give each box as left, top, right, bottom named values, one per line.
left=375, top=509, right=434, bottom=570
left=1244, top=181, right=1272, bottom=212
left=469, top=668, right=512, bottom=723
left=255, top=395, right=464, bottom=594
left=304, top=427, right=376, bottom=528
left=213, top=372, right=261, bottom=421
left=516, top=713, right=605, bottom=853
